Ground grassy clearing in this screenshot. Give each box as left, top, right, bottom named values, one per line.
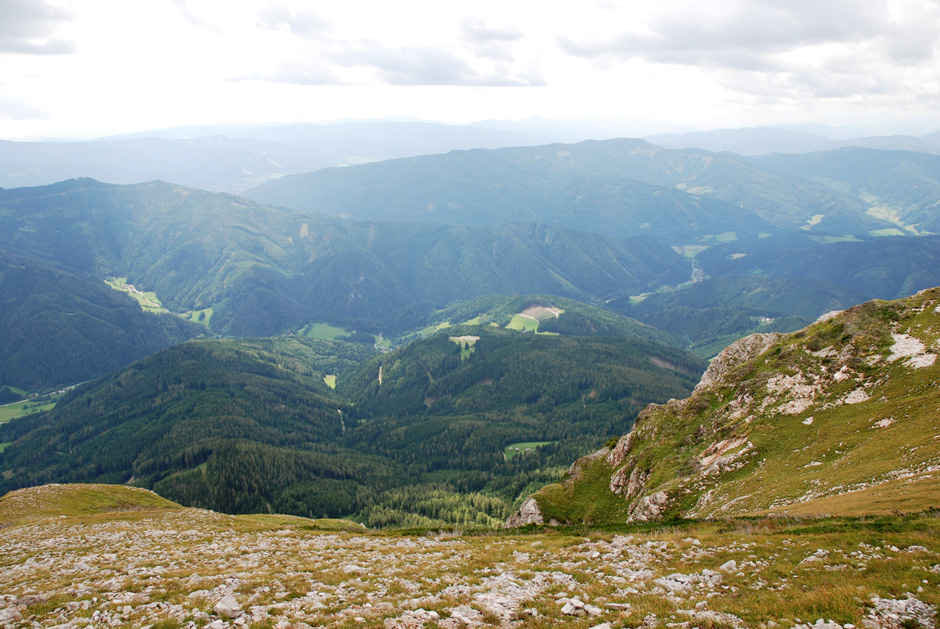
left=803, top=213, right=825, bottom=228
left=506, top=314, right=540, bottom=332
left=105, top=277, right=167, bottom=313
left=449, top=335, right=480, bottom=360
left=323, top=375, right=337, bottom=389
left=869, top=228, right=906, bottom=237
left=300, top=322, right=349, bottom=340
left=0, top=395, right=60, bottom=424
left=715, top=231, right=738, bottom=243
left=179, top=307, right=213, bottom=326
left=503, top=441, right=554, bottom=460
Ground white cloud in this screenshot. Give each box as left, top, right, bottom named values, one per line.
left=558, top=0, right=940, bottom=101
left=0, top=0, right=75, bottom=55
left=0, top=0, right=938, bottom=138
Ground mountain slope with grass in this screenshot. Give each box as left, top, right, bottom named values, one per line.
left=511, top=287, right=940, bottom=526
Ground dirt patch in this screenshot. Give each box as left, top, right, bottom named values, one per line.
left=520, top=306, right=563, bottom=321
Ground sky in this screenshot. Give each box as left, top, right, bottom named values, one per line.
left=1, top=0, right=939, bottom=140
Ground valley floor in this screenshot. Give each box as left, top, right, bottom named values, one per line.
left=2, top=486, right=939, bottom=628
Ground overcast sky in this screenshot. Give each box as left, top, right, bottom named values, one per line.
left=1, top=0, right=938, bottom=139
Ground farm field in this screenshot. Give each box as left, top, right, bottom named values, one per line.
left=503, top=441, right=554, bottom=460
left=0, top=395, right=60, bottom=425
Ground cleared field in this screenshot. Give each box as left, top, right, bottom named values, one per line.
left=870, top=228, right=906, bottom=237
left=506, top=314, right=539, bottom=332
left=323, top=375, right=336, bottom=389
left=105, top=277, right=167, bottom=313
left=180, top=307, right=214, bottom=326
left=301, top=322, right=349, bottom=340
left=506, top=306, right=563, bottom=333
left=449, top=335, right=480, bottom=360
left=503, top=441, right=554, bottom=460
left=0, top=397, right=58, bottom=424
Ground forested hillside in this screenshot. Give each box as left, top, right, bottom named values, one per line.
left=0, top=248, right=203, bottom=390
left=246, top=138, right=897, bottom=239
left=0, top=329, right=706, bottom=527
left=698, top=235, right=940, bottom=300
left=0, top=179, right=690, bottom=345
left=610, top=275, right=869, bottom=356
left=758, top=148, right=940, bottom=234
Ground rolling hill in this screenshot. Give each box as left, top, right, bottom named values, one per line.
left=758, top=148, right=940, bottom=235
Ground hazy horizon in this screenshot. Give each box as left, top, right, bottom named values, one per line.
left=2, top=0, right=938, bottom=141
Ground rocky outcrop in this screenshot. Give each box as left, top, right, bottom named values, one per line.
left=627, top=490, right=671, bottom=522
left=503, top=497, right=544, bottom=528
left=695, top=332, right=781, bottom=391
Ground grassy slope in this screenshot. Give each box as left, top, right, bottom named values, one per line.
left=531, top=287, right=940, bottom=524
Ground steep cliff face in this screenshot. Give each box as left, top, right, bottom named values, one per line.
left=509, top=288, right=940, bottom=526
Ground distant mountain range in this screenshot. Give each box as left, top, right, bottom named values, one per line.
left=0, top=121, right=546, bottom=193
left=3, top=121, right=938, bottom=195
left=5, top=133, right=940, bottom=390
left=247, top=138, right=903, bottom=239
left=0, top=178, right=692, bottom=390
left=645, top=126, right=940, bottom=156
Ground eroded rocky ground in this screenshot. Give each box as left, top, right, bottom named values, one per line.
left=2, top=487, right=940, bottom=629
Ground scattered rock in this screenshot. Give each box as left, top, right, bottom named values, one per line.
left=213, top=595, right=241, bottom=619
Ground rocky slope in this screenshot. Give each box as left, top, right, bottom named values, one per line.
left=2, top=484, right=939, bottom=628
left=512, top=287, right=940, bottom=526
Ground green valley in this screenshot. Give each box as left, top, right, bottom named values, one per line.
left=0, top=325, right=706, bottom=528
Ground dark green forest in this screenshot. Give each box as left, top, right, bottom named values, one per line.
left=0, top=179, right=691, bottom=342
left=0, top=330, right=705, bottom=527
left=0, top=248, right=204, bottom=390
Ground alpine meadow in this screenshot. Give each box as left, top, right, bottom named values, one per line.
left=2, top=1, right=940, bottom=627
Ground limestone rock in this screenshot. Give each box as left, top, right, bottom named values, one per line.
left=213, top=595, right=242, bottom=619
left=628, top=491, right=670, bottom=522
left=695, top=333, right=781, bottom=392
left=504, top=496, right=544, bottom=528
